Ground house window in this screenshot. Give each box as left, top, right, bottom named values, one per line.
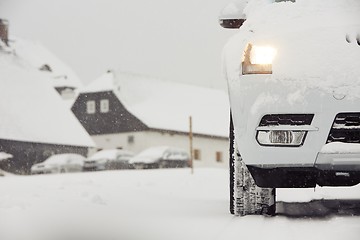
left=193, top=149, right=201, bottom=160
left=86, top=100, right=96, bottom=114
left=128, top=135, right=134, bottom=144
left=216, top=151, right=223, bottom=163
left=100, top=99, right=109, bottom=113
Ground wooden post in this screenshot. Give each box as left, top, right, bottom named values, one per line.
left=189, top=116, right=194, bottom=174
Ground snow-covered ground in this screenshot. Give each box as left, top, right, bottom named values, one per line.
left=1, top=168, right=360, bottom=240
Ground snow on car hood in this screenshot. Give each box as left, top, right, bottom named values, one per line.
left=0, top=152, right=13, bottom=161
left=87, top=150, right=118, bottom=160
left=32, top=154, right=84, bottom=168
left=87, top=149, right=133, bottom=161
left=129, top=156, right=160, bottom=164
left=129, top=146, right=168, bottom=164
left=223, top=0, right=360, bottom=98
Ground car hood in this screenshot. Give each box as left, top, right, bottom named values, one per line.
left=223, top=0, right=360, bottom=98
left=31, top=163, right=56, bottom=170
left=129, top=156, right=160, bottom=164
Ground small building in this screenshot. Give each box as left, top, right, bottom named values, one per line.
left=0, top=24, right=95, bottom=174
left=72, top=71, right=230, bottom=168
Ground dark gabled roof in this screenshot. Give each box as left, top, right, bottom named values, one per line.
left=72, top=90, right=148, bottom=135
left=81, top=71, right=230, bottom=138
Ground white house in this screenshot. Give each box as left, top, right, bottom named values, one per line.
left=72, top=70, right=230, bottom=168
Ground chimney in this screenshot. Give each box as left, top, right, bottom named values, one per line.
left=0, top=19, right=9, bottom=46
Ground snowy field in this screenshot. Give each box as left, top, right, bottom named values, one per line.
left=1, top=168, right=360, bottom=240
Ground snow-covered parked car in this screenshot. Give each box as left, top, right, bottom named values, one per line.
left=83, top=149, right=134, bottom=171
left=129, top=146, right=190, bottom=169
left=220, top=0, right=360, bottom=215
left=31, top=153, right=85, bottom=174
left=0, top=152, right=13, bottom=177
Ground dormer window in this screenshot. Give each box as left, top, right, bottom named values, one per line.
left=86, top=100, right=96, bottom=114
left=39, top=64, right=52, bottom=72
left=100, top=99, right=109, bottom=113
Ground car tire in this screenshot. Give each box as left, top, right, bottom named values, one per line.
left=229, top=112, right=276, bottom=216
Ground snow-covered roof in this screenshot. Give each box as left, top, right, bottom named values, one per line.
left=10, top=37, right=83, bottom=89
left=83, top=71, right=230, bottom=138
left=0, top=52, right=95, bottom=147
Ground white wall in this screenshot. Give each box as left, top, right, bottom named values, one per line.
left=91, top=130, right=229, bottom=168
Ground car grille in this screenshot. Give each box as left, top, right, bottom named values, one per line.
left=259, top=114, right=314, bottom=126
left=327, top=113, right=360, bottom=144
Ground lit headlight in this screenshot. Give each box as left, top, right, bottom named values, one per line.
left=242, top=44, right=277, bottom=75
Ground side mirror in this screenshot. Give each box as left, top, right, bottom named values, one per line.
left=219, top=1, right=247, bottom=29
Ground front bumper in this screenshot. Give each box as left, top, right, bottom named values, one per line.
left=248, top=151, right=360, bottom=187
left=31, top=168, right=56, bottom=174
left=228, top=75, right=360, bottom=187
left=316, top=152, right=360, bottom=172
left=83, top=162, right=106, bottom=171
left=247, top=164, right=360, bottom=188
left=248, top=139, right=360, bottom=187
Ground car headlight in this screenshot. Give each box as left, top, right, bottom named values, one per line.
left=242, top=44, right=277, bottom=75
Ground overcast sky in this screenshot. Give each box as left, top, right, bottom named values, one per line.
left=0, top=0, right=234, bottom=88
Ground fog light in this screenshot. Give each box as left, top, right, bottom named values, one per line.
left=270, top=130, right=293, bottom=144
left=257, top=130, right=306, bottom=147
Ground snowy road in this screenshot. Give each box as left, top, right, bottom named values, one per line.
left=1, top=168, right=360, bottom=240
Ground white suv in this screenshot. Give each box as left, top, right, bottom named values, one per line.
left=221, top=0, right=360, bottom=214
